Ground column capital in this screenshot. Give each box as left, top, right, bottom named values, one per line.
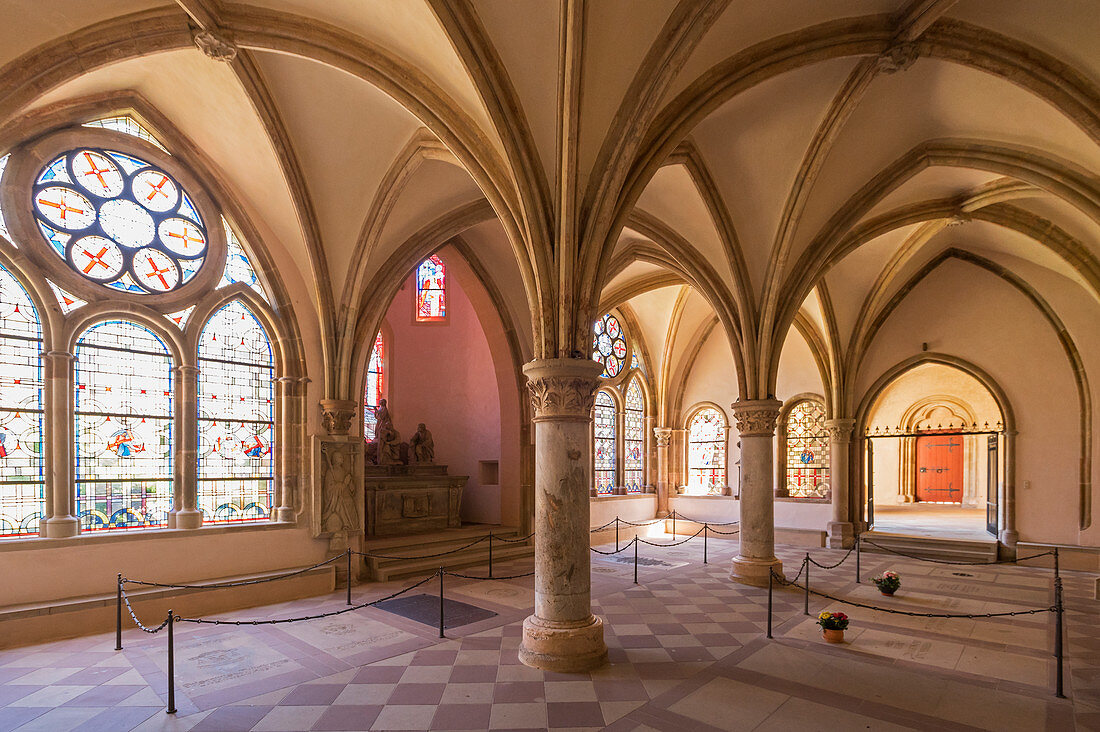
left=174, top=364, right=199, bottom=375
left=523, top=358, right=603, bottom=421
left=730, top=399, right=782, bottom=436
left=653, top=427, right=672, bottom=447
left=42, top=350, right=73, bottom=362
left=319, top=399, right=357, bottom=435
left=825, top=418, right=856, bottom=442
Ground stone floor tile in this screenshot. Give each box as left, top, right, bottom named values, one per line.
left=369, top=704, right=435, bottom=731
left=251, top=705, right=328, bottom=731
left=488, top=702, right=548, bottom=730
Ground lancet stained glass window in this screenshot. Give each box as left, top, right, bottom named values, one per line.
left=75, top=321, right=173, bottom=531
left=0, top=264, right=43, bottom=536
left=624, top=380, right=644, bottom=493
left=198, top=300, right=275, bottom=523
left=592, top=313, right=627, bottom=378
left=785, top=400, right=830, bottom=499
left=687, top=408, right=725, bottom=495
left=415, top=255, right=446, bottom=321
left=594, top=391, right=616, bottom=494
left=362, top=331, right=384, bottom=440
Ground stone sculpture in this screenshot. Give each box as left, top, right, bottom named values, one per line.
left=409, top=423, right=435, bottom=464
left=371, top=399, right=404, bottom=465
left=321, top=443, right=358, bottom=547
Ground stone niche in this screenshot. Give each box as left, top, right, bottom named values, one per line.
left=363, top=464, right=468, bottom=537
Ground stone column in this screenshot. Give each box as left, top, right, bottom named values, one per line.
left=825, top=418, right=855, bottom=548
left=643, top=415, right=657, bottom=493
left=1001, top=430, right=1018, bottom=546
left=275, top=376, right=308, bottom=522
left=729, top=399, right=783, bottom=586
left=653, top=427, right=672, bottom=514
left=519, top=358, right=607, bottom=672
left=43, top=351, right=78, bottom=537
left=170, top=365, right=202, bottom=529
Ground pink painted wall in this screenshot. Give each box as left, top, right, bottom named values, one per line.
left=382, top=253, right=504, bottom=524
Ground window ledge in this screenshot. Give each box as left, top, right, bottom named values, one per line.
left=591, top=493, right=654, bottom=501
left=774, top=496, right=831, bottom=504
left=0, top=519, right=299, bottom=553
left=673, top=494, right=735, bottom=500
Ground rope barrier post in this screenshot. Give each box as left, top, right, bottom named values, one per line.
left=166, top=610, right=176, bottom=715
left=615, top=517, right=620, bottom=552
left=767, top=571, right=773, bottom=639
left=346, top=549, right=352, bottom=606
left=488, top=531, right=493, bottom=579
left=438, top=567, right=445, bottom=639
left=703, top=524, right=708, bottom=565
left=855, top=534, right=861, bottom=583
left=804, top=553, right=810, bottom=616
left=115, top=574, right=123, bottom=651
left=1055, top=576, right=1065, bottom=698
left=633, top=537, right=639, bottom=585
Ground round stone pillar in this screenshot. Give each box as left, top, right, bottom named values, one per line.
left=43, top=351, right=78, bottom=537
left=729, top=399, right=783, bottom=586
left=171, top=365, right=202, bottom=529
left=825, top=418, right=855, bottom=548
left=653, top=427, right=672, bottom=514
left=519, top=358, right=607, bottom=672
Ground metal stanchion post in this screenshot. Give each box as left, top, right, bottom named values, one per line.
left=346, top=549, right=352, bottom=606
left=804, top=553, right=810, bottom=616
left=438, top=567, right=445, bottom=639
left=1055, top=577, right=1065, bottom=698
left=672, top=510, right=676, bottom=538
left=615, top=517, right=620, bottom=552
left=633, top=537, right=639, bottom=585
left=766, top=571, right=773, bottom=639
left=115, top=574, right=123, bottom=651
left=1054, top=546, right=1060, bottom=580
left=855, top=534, right=861, bottom=583
left=166, top=610, right=176, bottom=715
left=703, top=524, right=708, bottom=565
left=488, top=531, right=493, bottom=579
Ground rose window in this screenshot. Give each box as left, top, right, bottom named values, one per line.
left=592, top=313, right=628, bottom=378
left=31, top=148, right=206, bottom=294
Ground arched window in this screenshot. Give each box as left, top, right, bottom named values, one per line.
left=594, top=391, right=616, bottom=494
left=415, top=255, right=446, bottom=321
left=623, top=380, right=644, bottom=493
left=198, top=300, right=275, bottom=523
left=687, top=407, right=726, bottom=495
left=784, top=400, right=829, bottom=499
left=75, top=320, right=173, bottom=531
left=591, top=312, right=628, bottom=378
left=0, top=264, right=43, bottom=536
left=363, top=331, right=384, bottom=439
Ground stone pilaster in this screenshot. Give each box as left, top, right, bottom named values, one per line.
left=170, top=365, right=202, bottom=529
left=276, top=376, right=308, bottom=522
left=320, top=398, right=357, bottom=436
left=519, top=358, right=607, bottom=672
left=653, top=427, right=672, bottom=514
left=825, top=418, right=855, bottom=549
left=43, top=351, right=78, bottom=537
left=729, top=399, right=783, bottom=586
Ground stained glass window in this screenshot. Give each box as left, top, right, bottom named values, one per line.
left=785, top=400, right=830, bottom=499
left=363, top=332, right=384, bottom=440
left=415, top=255, right=446, bottom=321
left=594, top=391, right=616, bottom=494
left=83, top=116, right=169, bottom=153
left=687, top=408, right=725, bottom=495
left=0, top=264, right=43, bottom=537
left=75, top=320, right=173, bottom=531
left=198, top=300, right=274, bottom=523
left=31, top=148, right=207, bottom=294
left=219, top=219, right=269, bottom=303
left=623, top=380, right=644, bottom=493
left=0, top=154, right=11, bottom=245
left=592, top=313, right=627, bottom=378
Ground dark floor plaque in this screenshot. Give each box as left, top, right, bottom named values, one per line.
left=375, top=593, right=497, bottom=629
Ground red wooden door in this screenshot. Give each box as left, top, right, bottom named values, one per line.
left=915, top=434, right=964, bottom=503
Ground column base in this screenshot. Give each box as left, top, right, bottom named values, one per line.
left=518, top=615, right=608, bottom=673
left=729, top=555, right=784, bottom=587
left=826, top=521, right=854, bottom=549
left=171, top=509, right=203, bottom=530
left=275, top=507, right=296, bottom=523
left=999, top=528, right=1018, bottom=547
left=44, top=515, right=79, bottom=538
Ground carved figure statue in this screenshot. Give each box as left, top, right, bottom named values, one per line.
left=409, top=423, right=435, bottom=464
left=321, top=445, right=358, bottom=538
left=370, top=399, right=403, bottom=465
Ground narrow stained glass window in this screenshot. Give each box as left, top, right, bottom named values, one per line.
left=220, top=219, right=270, bottom=303
left=785, top=400, right=830, bottom=499
left=363, top=332, right=384, bottom=440
left=198, top=300, right=275, bottom=523
left=624, top=380, right=644, bottom=493
left=592, top=313, right=628, bottom=378
left=75, top=320, right=173, bottom=531
left=0, top=264, right=43, bottom=537
left=594, top=391, right=616, bottom=494
left=415, top=255, right=446, bottom=321
left=687, top=408, right=725, bottom=495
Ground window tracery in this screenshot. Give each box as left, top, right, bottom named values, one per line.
left=624, top=380, right=644, bottom=493
left=592, top=313, right=628, bottom=378
left=784, top=400, right=830, bottom=499
left=594, top=391, right=616, bottom=494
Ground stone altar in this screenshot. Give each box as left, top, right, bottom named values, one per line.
left=363, top=464, right=467, bottom=537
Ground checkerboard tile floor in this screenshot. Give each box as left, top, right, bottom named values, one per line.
left=0, top=535, right=1093, bottom=731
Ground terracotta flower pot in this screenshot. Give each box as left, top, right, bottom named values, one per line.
left=880, top=589, right=895, bottom=596
left=822, top=628, right=845, bottom=643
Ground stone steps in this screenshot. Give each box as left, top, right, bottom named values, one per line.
left=860, top=531, right=999, bottom=563
left=360, top=525, right=533, bottom=582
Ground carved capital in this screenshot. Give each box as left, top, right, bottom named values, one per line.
left=193, top=29, right=238, bottom=62
left=730, top=399, right=782, bottom=437
left=523, top=359, right=603, bottom=420
left=876, top=41, right=918, bottom=74
left=825, top=418, right=856, bottom=443
left=319, top=399, right=357, bottom=435
left=653, top=427, right=672, bottom=448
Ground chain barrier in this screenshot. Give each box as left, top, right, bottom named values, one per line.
left=807, top=544, right=856, bottom=570
left=353, top=534, right=490, bottom=561
left=636, top=526, right=705, bottom=547
left=705, top=526, right=740, bottom=536
left=444, top=568, right=536, bottom=580
left=122, top=553, right=346, bottom=590
left=859, top=539, right=1056, bottom=566
left=591, top=539, right=636, bottom=555
left=493, top=532, right=536, bottom=544
left=119, top=588, right=172, bottom=634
